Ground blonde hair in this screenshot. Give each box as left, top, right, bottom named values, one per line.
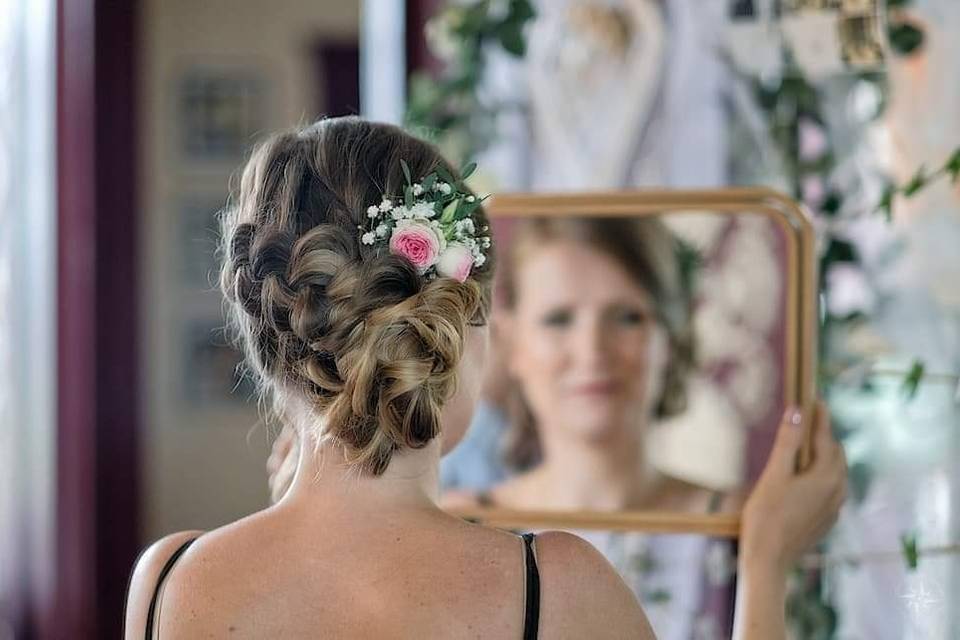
left=499, top=217, right=695, bottom=469
left=219, top=118, right=493, bottom=475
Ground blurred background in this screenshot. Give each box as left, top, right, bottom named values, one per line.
left=1, top=0, right=958, bottom=638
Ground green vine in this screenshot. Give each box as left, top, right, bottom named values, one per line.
left=405, top=0, right=536, bottom=164
left=878, top=148, right=960, bottom=220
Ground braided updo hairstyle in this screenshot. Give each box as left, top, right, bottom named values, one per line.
left=219, top=118, right=494, bottom=475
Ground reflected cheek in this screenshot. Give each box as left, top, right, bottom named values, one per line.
left=614, top=340, right=650, bottom=377
left=513, top=332, right=568, bottom=398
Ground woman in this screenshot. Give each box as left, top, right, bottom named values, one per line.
left=126, top=117, right=845, bottom=638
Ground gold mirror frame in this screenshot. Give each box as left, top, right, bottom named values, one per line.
left=452, top=188, right=818, bottom=537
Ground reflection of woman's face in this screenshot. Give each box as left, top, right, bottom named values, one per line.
left=508, top=240, right=668, bottom=443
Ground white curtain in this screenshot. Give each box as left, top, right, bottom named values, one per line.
left=0, top=0, right=56, bottom=636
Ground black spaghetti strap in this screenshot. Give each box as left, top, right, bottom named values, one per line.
left=144, top=538, right=197, bottom=640
left=521, top=533, right=540, bottom=640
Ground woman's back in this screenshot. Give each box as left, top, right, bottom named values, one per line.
left=126, top=501, right=655, bottom=639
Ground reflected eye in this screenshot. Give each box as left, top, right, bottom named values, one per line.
left=613, top=308, right=650, bottom=326
left=541, top=308, right=573, bottom=327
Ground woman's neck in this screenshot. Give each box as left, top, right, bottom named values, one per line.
left=531, top=419, right=663, bottom=511
left=279, top=410, right=442, bottom=516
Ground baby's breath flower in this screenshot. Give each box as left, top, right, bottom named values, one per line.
left=409, top=202, right=435, bottom=219
left=361, top=232, right=376, bottom=245
left=375, top=223, right=389, bottom=237
left=413, top=183, right=424, bottom=196
left=367, top=205, right=380, bottom=218
left=379, top=199, right=393, bottom=212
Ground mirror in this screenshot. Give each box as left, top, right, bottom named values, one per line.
left=441, top=189, right=818, bottom=537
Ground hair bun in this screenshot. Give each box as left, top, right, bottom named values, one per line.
left=321, top=261, right=482, bottom=474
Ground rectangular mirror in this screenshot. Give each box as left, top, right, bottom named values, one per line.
left=442, top=189, right=818, bottom=537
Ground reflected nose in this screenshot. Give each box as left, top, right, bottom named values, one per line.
left=572, top=315, right=615, bottom=372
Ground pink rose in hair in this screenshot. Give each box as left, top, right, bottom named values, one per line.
left=436, top=244, right=474, bottom=282
left=389, top=220, right=444, bottom=273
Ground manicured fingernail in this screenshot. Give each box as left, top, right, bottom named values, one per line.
left=789, top=407, right=803, bottom=426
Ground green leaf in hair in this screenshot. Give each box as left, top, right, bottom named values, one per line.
left=436, top=165, right=457, bottom=185
left=421, top=173, right=437, bottom=192
left=460, top=161, right=477, bottom=180
left=440, top=199, right=459, bottom=224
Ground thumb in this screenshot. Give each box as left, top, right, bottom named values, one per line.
left=767, top=406, right=805, bottom=477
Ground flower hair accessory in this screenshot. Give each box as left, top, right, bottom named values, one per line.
left=360, top=160, right=491, bottom=283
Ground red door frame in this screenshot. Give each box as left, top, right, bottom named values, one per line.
left=55, top=0, right=141, bottom=637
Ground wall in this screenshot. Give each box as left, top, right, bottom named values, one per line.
left=139, top=0, right=360, bottom=541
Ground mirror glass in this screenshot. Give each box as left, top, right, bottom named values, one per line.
left=441, top=209, right=793, bottom=521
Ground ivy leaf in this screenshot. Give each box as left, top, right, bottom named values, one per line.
left=900, top=532, right=919, bottom=571
left=497, top=21, right=526, bottom=56
left=901, top=360, right=925, bottom=400
left=848, top=462, right=873, bottom=505
left=822, top=238, right=859, bottom=265
left=945, top=147, right=960, bottom=184
left=508, top=0, right=536, bottom=23
left=643, top=589, right=672, bottom=605
left=821, top=192, right=843, bottom=218
left=675, top=239, right=702, bottom=296
left=888, top=22, right=924, bottom=56
left=902, top=166, right=928, bottom=197
left=877, top=185, right=896, bottom=222
left=460, top=161, right=477, bottom=180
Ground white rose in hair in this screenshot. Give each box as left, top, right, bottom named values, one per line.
left=436, top=243, right=474, bottom=282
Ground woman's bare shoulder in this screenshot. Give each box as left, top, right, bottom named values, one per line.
left=440, top=488, right=485, bottom=509
left=534, top=531, right=657, bottom=640
left=124, top=530, right=204, bottom=640
left=441, top=472, right=542, bottom=511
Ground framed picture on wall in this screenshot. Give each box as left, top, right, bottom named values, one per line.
left=174, top=65, right=267, bottom=166
left=180, top=318, right=256, bottom=410
left=176, top=194, right=228, bottom=293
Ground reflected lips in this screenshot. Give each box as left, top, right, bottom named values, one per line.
left=571, top=381, right=619, bottom=396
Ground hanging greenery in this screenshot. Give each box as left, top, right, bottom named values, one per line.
left=405, top=0, right=536, bottom=164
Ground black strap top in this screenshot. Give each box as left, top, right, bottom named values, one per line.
left=144, top=537, right=196, bottom=640
left=144, top=533, right=541, bottom=639
left=520, top=532, right=541, bottom=640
